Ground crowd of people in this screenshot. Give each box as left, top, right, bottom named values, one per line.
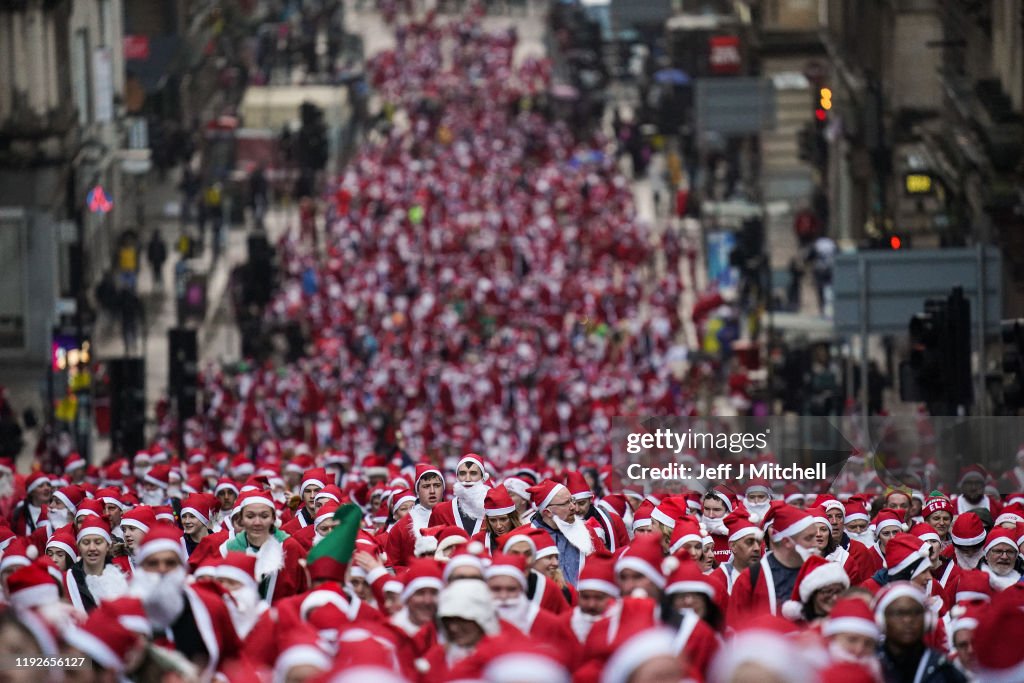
left=5, top=10, right=1024, bottom=683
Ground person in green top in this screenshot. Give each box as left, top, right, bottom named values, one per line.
left=222, top=493, right=307, bottom=603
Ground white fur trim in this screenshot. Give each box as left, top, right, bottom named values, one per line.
left=538, top=483, right=568, bottom=512
left=63, top=626, right=123, bottom=670
left=984, top=536, right=1019, bottom=555
left=215, top=482, right=239, bottom=495
left=844, top=512, right=870, bottom=523
left=273, top=645, right=331, bottom=683
left=77, top=526, right=112, bottom=544
left=401, top=576, right=443, bottom=603
left=955, top=590, right=990, bottom=603
left=728, top=526, right=763, bottom=543
left=914, top=531, right=940, bottom=544
left=485, top=654, right=569, bottom=683
left=485, top=504, right=516, bottom=517
left=218, top=565, right=258, bottom=591
left=951, top=529, right=987, bottom=546
left=535, top=545, right=558, bottom=560
left=665, top=580, right=715, bottom=600
left=889, top=545, right=931, bottom=576
left=577, top=578, right=620, bottom=597
left=414, top=535, right=438, bottom=556
left=137, top=538, right=187, bottom=564
left=781, top=599, right=804, bottom=621
left=120, top=519, right=150, bottom=534
left=11, top=584, right=59, bottom=610
left=46, top=539, right=79, bottom=562
left=600, top=627, right=675, bottom=683
left=822, top=616, right=880, bottom=640
left=181, top=507, right=210, bottom=527
left=484, top=565, right=527, bottom=590
left=457, top=455, right=486, bottom=476
left=650, top=507, right=676, bottom=529
left=301, top=478, right=326, bottom=492
left=615, top=556, right=666, bottom=590
left=442, top=555, right=484, bottom=582
left=501, top=534, right=536, bottom=556
left=255, top=537, right=285, bottom=580
left=797, top=562, right=849, bottom=602
left=52, top=491, right=77, bottom=514
left=631, top=518, right=652, bottom=531
left=874, top=584, right=925, bottom=619
left=26, top=477, right=50, bottom=494
left=771, top=515, right=816, bottom=542
left=668, top=534, right=702, bottom=554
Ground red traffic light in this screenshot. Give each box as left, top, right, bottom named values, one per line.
left=890, top=236, right=902, bottom=250
left=815, top=108, right=827, bottom=122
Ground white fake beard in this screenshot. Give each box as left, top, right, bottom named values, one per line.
left=84, top=566, right=129, bottom=602
left=453, top=482, right=488, bottom=520
left=48, top=509, right=69, bottom=528
left=984, top=564, right=1022, bottom=591
left=704, top=516, right=727, bottom=535
left=747, top=501, right=770, bottom=519
left=955, top=547, right=984, bottom=570
left=553, top=514, right=595, bottom=555
left=570, top=608, right=602, bottom=642
left=495, top=594, right=531, bottom=632
left=848, top=531, right=873, bottom=546
left=227, top=585, right=263, bottom=637
left=130, top=567, right=187, bottom=631
left=312, top=532, right=325, bottom=547
left=794, top=543, right=820, bottom=562
left=141, top=489, right=165, bottom=506
left=828, top=641, right=883, bottom=678
left=0, top=475, right=13, bottom=499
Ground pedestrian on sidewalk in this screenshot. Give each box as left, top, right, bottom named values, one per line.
left=808, top=235, right=837, bottom=315
left=147, top=229, right=168, bottom=292
left=119, top=288, right=145, bottom=355
left=178, top=166, right=201, bottom=227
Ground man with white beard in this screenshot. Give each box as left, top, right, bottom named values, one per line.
left=977, top=528, right=1022, bottom=591
left=527, top=479, right=604, bottom=586
left=428, top=453, right=489, bottom=535
left=820, top=596, right=883, bottom=678
left=128, top=524, right=241, bottom=678
left=484, top=552, right=582, bottom=654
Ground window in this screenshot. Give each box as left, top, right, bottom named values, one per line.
left=72, top=29, right=91, bottom=125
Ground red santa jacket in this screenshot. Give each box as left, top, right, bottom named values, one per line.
left=726, top=552, right=795, bottom=625
left=428, top=498, right=484, bottom=535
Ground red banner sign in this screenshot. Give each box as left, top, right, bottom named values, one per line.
left=123, top=35, right=150, bottom=61
left=709, top=36, right=741, bottom=75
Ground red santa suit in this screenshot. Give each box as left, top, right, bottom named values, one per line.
left=386, top=502, right=435, bottom=567
left=428, top=497, right=484, bottom=535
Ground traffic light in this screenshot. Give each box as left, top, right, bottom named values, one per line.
left=108, top=357, right=146, bottom=456
left=169, top=328, right=199, bottom=420
left=901, top=287, right=972, bottom=414
left=1001, top=319, right=1024, bottom=413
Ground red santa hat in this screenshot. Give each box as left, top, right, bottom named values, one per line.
left=476, top=636, right=571, bottom=683
left=142, top=464, right=170, bottom=489
left=948, top=603, right=983, bottom=647
left=24, top=472, right=50, bottom=496
left=564, top=471, right=593, bottom=500
left=502, top=476, right=532, bottom=504
left=231, top=455, right=255, bottom=477
left=650, top=495, right=688, bottom=530
left=994, top=504, right=1024, bottom=527
left=390, top=489, right=416, bottom=513
left=215, top=478, right=239, bottom=496
left=45, top=528, right=79, bottom=564
left=744, top=479, right=773, bottom=498
left=76, top=518, right=113, bottom=545
left=723, top=507, right=764, bottom=541
left=577, top=552, right=620, bottom=598
left=884, top=533, right=931, bottom=577
left=631, top=499, right=655, bottom=532
left=705, top=486, right=735, bottom=513
left=301, top=468, right=330, bottom=493
left=315, top=485, right=343, bottom=505
left=457, top=453, right=488, bottom=478
left=908, top=522, right=940, bottom=545
left=75, top=498, right=104, bottom=522
left=780, top=555, right=850, bottom=620
left=284, top=455, right=313, bottom=475
left=136, top=524, right=186, bottom=565
left=314, top=501, right=341, bottom=529
left=96, top=487, right=130, bottom=512
left=782, top=484, right=805, bottom=505
left=872, top=508, right=908, bottom=536
left=872, top=581, right=928, bottom=621
left=64, top=452, right=86, bottom=473
left=414, top=463, right=444, bottom=491
left=498, top=526, right=537, bottom=556
left=951, top=512, right=987, bottom=546
left=484, top=485, right=517, bottom=517
left=235, top=490, right=276, bottom=514
left=815, top=662, right=877, bottom=683
left=401, top=559, right=444, bottom=603
left=663, top=556, right=717, bottom=600
left=972, top=590, right=1024, bottom=681
left=615, top=534, right=666, bottom=591
left=761, top=502, right=815, bottom=542
left=528, top=528, right=558, bottom=560
left=811, top=494, right=845, bottom=516
left=484, top=553, right=528, bottom=591
left=955, top=569, right=994, bottom=603
left=0, top=538, right=36, bottom=573
left=526, top=479, right=569, bottom=512
left=51, top=484, right=85, bottom=514
left=668, top=517, right=708, bottom=555
left=602, top=626, right=677, bottom=683
left=218, top=552, right=259, bottom=593
left=63, top=605, right=142, bottom=672
left=843, top=500, right=870, bottom=525
left=822, top=596, right=880, bottom=640
left=983, top=527, right=1019, bottom=555
left=120, top=507, right=157, bottom=535
left=7, top=563, right=60, bottom=609
left=958, top=464, right=988, bottom=486
left=181, top=493, right=216, bottom=527
left=273, top=630, right=332, bottom=683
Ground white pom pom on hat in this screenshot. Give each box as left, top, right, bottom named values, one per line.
left=661, top=556, right=680, bottom=576
left=781, top=600, right=804, bottom=621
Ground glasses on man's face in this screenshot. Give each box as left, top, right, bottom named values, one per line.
left=547, top=499, right=572, bottom=508
left=990, top=548, right=1018, bottom=558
